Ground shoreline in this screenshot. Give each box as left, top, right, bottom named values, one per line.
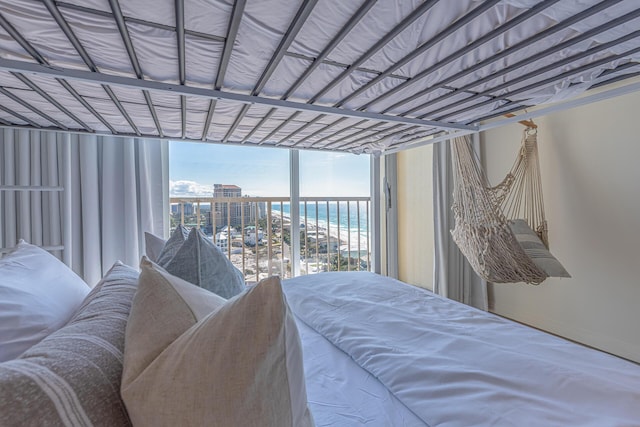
left=271, top=209, right=369, bottom=250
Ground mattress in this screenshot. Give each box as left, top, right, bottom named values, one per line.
left=283, top=272, right=640, bottom=427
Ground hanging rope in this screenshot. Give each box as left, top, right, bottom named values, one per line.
left=450, top=129, right=550, bottom=284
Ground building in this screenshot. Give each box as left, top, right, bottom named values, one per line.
left=171, top=202, right=193, bottom=215
left=211, top=184, right=266, bottom=229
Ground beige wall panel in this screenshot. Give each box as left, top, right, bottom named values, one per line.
left=397, top=144, right=434, bottom=290
left=481, top=89, right=640, bottom=362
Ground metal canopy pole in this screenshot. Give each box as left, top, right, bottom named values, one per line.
left=0, top=58, right=477, bottom=133
left=228, top=0, right=319, bottom=143
left=291, top=117, right=348, bottom=147
left=0, top=87, right=68, bottom=129
left=308, top=0, right=441, bottom=104
left=204, top=0, right=246, bottom=141
left=319, top=122, right=383, bottom=149
left=276, top=114, right=325, bottom=146
left=334, top=0, right=501, bottom=108
left=437, top=41, right=640, bottom=121
left=0, top=104, right=42, bottom=128
left=384, top=0, right=625, bottom=116
left=42, top=0, right=141, bottom=136
left=260, top=111, right=302, bottom=144
left=282, top=0, right=376, bottom=100
left=423, top=15, right=640, bottom=119
left=272, top=0, right=442, bottom=145
left=383, top=78, right=640, bottom=155
left=175, top=0, right=187, bottom=139
left=11, top=73, right=91, bottom=131
left=108, top=0, right=163, bottom=137
left=359, top=0, right=561, bottom=112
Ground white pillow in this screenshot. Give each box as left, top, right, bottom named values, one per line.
left=122, top=257, right=314, bottom=427
left=0, top=240, right=90, bottom=362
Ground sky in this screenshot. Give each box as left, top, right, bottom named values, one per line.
left=169, top=141, right=371, bottom=197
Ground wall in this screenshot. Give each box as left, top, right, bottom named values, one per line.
left=481, top=88, right=640, bottom=362
left=396, top=144, right=434, bottom=290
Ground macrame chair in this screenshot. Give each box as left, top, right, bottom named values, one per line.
left=450, top=128, right=565, bottom=284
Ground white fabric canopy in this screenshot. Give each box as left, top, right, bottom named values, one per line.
left=0, top=0, right=637, bottom=153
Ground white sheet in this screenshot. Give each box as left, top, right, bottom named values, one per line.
left=284, top=272, right=640, bottom=427
left=296, top=316, right=425, bottom=426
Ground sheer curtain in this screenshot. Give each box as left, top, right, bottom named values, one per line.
left=1, top=129, right=168, bottom=286
left=432, top=135, right=488, bottom=310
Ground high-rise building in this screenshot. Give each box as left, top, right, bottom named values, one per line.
left=171, top=202, right=193, bottom=215
left=211, top=184, right=265, bottom=229
left=213, top=184, right=242, bottom=198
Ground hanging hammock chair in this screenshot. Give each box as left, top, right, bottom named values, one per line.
left=450, top=128, right=570, bottom=285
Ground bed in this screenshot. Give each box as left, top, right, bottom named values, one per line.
left=1, top=240, right=640, bottom=426
left=1, top=0, right=640, bottom=424
left=288, top=272, right=640, bottom=426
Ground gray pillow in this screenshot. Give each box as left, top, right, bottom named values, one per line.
left=155, top=224, right=189, bottom=266
left=509, top=219, right=570, bottom=278
left=163, top=227, right=245, bottom=299
left=144, top=231, right=166, bottom=263
left=0, top=262, right=139, bottom=427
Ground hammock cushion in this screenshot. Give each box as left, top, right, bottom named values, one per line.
left=509, top=220, right=570, bottom=279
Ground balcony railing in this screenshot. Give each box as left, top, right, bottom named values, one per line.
left=169, top=196, right=371, bottom=283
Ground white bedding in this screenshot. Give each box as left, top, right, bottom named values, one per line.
left=296, top=317, right=425, bottom=426
left=284, top=272, right=640, bottom=427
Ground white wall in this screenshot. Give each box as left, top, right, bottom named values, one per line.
left=396, top=145, right=434, bottom=290
left=481, top=88, right=640, bottom=362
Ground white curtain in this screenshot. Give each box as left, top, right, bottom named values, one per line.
left=1, top=129, right=168, bottom=286
left=433, top=135, right=488, bottom=310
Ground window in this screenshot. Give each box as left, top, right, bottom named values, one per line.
left=170, top=142, right=372, bottom=281
left=298, top=151, right=371, bottom=274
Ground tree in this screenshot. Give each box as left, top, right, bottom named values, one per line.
left=329, top=254, right=350, bottom=272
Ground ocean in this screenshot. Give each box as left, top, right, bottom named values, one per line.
left=271, top=201, right=370, bottom=239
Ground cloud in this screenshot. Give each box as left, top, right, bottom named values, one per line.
left=170, top=180, right=214, bottom=197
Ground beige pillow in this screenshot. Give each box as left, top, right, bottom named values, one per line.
left=122, top=257, right=314, bottom=427
left=122, top=257, right=227, bottom=387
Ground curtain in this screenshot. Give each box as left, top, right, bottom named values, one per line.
left=1, top=129, right=168, bottom=286
left=432, top=135, right=488, bottom=310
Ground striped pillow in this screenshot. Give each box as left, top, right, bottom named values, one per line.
left=0, top=262, right=139, bottom=427
left=509, top=219, right=570, bottom=279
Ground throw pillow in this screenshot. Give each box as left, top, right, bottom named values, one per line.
left=0, top=240, right=90, bottom=362
left=144, top=231, right=167, bottom=263
left=0, top=261, right=139, bottom=426
left=163, top=226, right=245, bottom=299
left=121, top=261, right=314, bottom=427
left=155, top=224, right=189, bottom=266
left=122, top=256, right=227, bottom=387
left=509, top=219, right=571, bottom=278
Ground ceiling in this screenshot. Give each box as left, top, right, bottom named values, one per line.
left=0, top=0, right=638, bottom=153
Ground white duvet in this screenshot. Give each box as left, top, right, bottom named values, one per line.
left=283, top=272, right=640, bottom=427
